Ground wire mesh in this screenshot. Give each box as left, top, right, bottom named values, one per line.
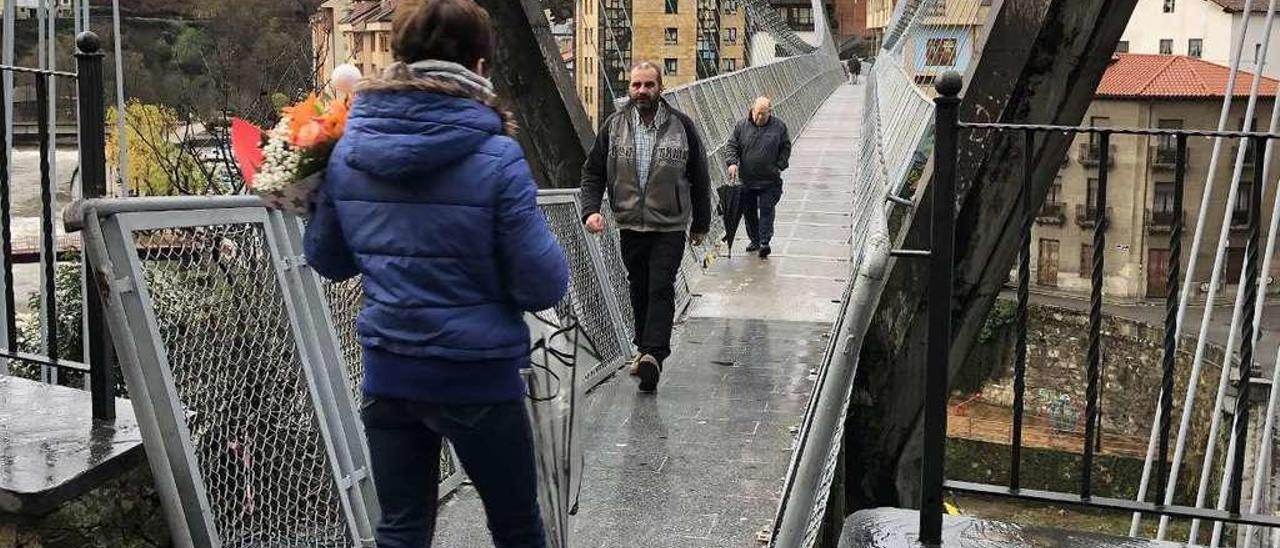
left=132, top=223, right=349, bottom=547
left=538, top=201, right=626, bottom=379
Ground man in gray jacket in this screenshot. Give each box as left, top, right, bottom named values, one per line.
left=726, top=96, right=791, bottom=258
left=581, top=62, right=712, bottom=393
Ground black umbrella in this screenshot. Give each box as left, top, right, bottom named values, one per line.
left=717, top=184, right=745, bottom=257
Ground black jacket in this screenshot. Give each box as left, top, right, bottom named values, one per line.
left=726, top=116, right=792, bottom=188
left=580, top=100, right=712, bottom=234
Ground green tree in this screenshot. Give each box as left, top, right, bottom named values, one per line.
left=106, top=100, right=224, bottom=196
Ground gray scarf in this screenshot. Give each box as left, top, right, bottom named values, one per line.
left=406, top=60, right=495, bottom=98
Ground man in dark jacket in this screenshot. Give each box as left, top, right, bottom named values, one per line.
left=580, top=61, right=712, bottom=393
left=726, top=96, right=791, bottom=258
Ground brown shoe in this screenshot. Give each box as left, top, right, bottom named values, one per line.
left=636, top=355, right=661, bottom=392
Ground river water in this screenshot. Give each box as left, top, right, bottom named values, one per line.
left=7, top=147, right=84, bottom=313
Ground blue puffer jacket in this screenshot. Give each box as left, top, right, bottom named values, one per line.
left=304, top=84, right=569, bottom=404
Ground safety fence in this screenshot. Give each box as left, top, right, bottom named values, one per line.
left=67, top=188, right=633, bottom=547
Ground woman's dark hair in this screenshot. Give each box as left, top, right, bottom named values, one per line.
left=392, top=0, right=496, bottom=70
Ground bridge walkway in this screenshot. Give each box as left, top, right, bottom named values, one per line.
left=434, top=83, right=863, bottom=548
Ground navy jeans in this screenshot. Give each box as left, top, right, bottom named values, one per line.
left=743, top=185, right=783, bottom=247
left=362, top=396, right=546, bottom=548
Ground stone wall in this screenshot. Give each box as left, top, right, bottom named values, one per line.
left=0, top=464, right=168, bottom=548
left=960, top=301, right=1226, bottom=455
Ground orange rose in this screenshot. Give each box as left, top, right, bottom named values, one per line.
left=283, top=94, right=322, bottom=140
left=294, top=119, right=329, bottom=148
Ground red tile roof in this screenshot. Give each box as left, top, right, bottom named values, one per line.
left=1096, top=54, right=1279, bottom=99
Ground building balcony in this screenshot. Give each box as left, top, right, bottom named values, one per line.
left=1146, top=208, right=1183, bottom=233
left=1078, top=142, right=1116, bottom=169
left=1150, top=145, right=1183, bottom=171
left=1036, top=202, right=1066, bottom=225
left=1075, top=204, right=1112, bottom=228
left=1231, top=208, right=1254, bottom=229
left=1230, top=145, right=1257, bottom=169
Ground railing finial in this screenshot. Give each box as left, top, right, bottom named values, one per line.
left=75, top=31, right=102, bottom=55
left=935, top=71, right=963, bottom=98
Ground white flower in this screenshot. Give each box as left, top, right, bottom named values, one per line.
left=253, top=117, right=304, bottom=193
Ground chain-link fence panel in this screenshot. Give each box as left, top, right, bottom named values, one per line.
left=320, top=278, right=363, bottom=404
left=535, top=195, right=629, bottom=387
left=100, top=216, right=355, bottom=547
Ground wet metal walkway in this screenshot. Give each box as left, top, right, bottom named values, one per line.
left=434, top=83, right=862, bottom=547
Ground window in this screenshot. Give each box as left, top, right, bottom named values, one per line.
left=723, top=58, right=737, bottom=71
left=1116, top=41, right=1129, bottom=53
left=1163, top=0, right=1175, bottom=12
left=665, top=27, right=678, bottom=45
left=1156, top=119, right=1183, bottom=162
left=1227, top=246, right=1246, bottom=283
left=1081, top=244, right=1094, bottom=274
left=1089, top=117, right=1110, bottom=152
left=1087, top=178, right=1101, bottom=212
left=664, top=58, right=678, bottom=75
left=925, top=38, right=958, bottom=66
left=723, top=0, right=737, bottom=13
left=725, top=27, right=738, bottom=44
left=1159, top=39, right=1173, bottom=55
left=1257, top=43, right=1264, bottom=62
left=776, top=44, right=789, bottom=57
left=928, top=0, right=947, bottom=16
left=1047, top=176, right=1063, bottom=203
left=665, top=0, right=678, bottom=14
left=1189, top=38, right=1203, bottom=58
left=379, top=32, right=390, bottom=52
left=1154, top=183, right=1176, bottom=224
left=792, top=6, right=814, bottom=26
left=1235, top=182, right=1254, bottom=225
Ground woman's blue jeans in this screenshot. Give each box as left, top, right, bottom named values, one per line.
left=361, top=396, right=546, bottom=548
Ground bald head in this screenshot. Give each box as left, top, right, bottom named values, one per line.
left=751, top=96, right=773, bottom=126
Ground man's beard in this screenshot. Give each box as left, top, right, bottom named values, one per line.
left=632, top=94, right=656, bottom=112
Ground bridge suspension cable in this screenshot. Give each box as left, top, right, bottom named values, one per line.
left=1122, top=0, right=1280, bottom=543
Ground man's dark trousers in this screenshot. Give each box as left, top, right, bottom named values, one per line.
left=743, top=185, right=783, bottom=247
left=620, top=230, right=685, bottom=363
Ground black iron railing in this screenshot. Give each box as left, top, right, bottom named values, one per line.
left=1078, top=141, right=1115, bottom=168
left=918, top=72, right=1279, bottom=545
left=1147, top=208, right=1184, bottom=233
left=1036, top=202, right=1066, bottom=225
left=0, top=32, right=113, bottom=420
left=1152, top=145, right=1181, bottom=170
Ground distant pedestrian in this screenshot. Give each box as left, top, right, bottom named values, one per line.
left=726, top=96, right=791, bottom=259
left=304, top=0, right=568, bottom=546
left=580, top=61, right=712, bottom=393
left=850, top=57, right=863, bottom=84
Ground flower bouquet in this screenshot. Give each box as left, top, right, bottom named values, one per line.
left=231, top=94, right=350, bottom=215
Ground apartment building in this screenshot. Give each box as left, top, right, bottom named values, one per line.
left=864, top=0, right=990, bottom=82
left=577, top=0, right=749, bottom=127
left=1031, top=54, right=1280, bottom=299
left=1119, top=0, right=1280, bottom=79
left=833, top=0, right=869, bottom=43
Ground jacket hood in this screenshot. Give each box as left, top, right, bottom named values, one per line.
left=342, top=63, right=517, bottom=183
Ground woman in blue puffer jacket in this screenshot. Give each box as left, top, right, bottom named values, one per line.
left=303, top=1, right=568, bottom=546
